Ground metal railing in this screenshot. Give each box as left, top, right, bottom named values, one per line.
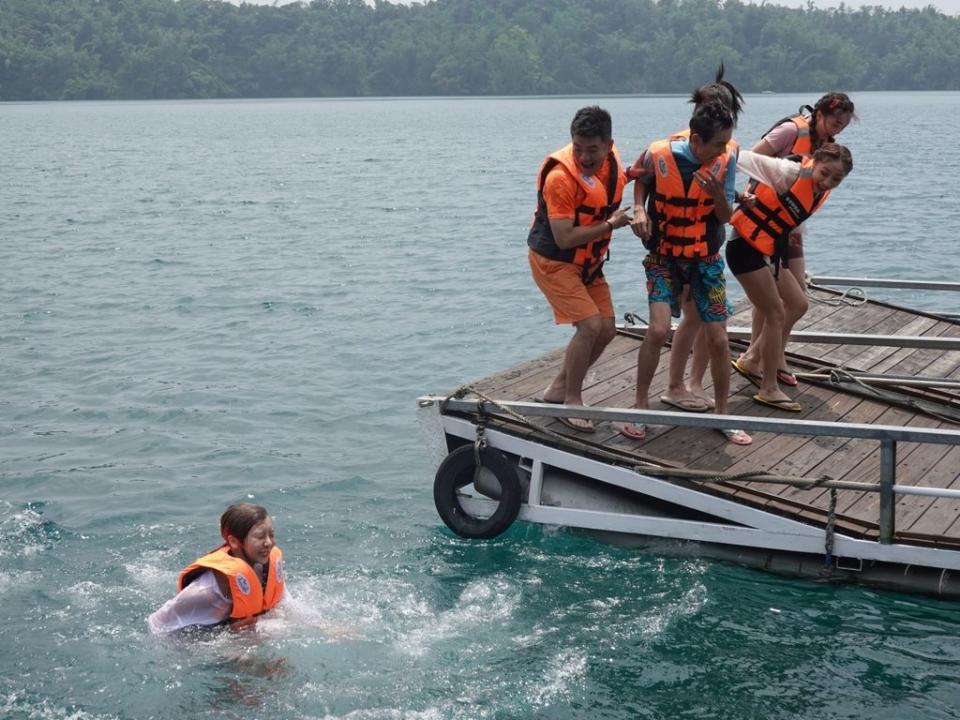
left=809, top=274, right=960, bottom=319
left=435, top=397, right=960, bottom=545
left=808, top=275, right=960, bottom=293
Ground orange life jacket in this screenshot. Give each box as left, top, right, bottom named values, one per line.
left=731, top=156, right=829, bottom=271
left=762, top=111, right=814, bottom=156
left=178, top=545, right=285, bottom=621
left=647, top=139, right=730, bottom=259
left=527, top=143, right=625, bottom=284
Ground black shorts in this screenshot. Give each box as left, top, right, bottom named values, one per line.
left=725, top=234, right=769, bottom=276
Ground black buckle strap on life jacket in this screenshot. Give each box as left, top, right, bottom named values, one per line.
left=581, top=249, right=609, bottom=285
left=654, top=191, right=701, bottom=209
left=663, top=234, right=701, bottom=247
left=603, top=151, right=619, bottom=216
left=738, top=200, right=790, bottom=243
left=772, top=234, right=790, bottom=279
left=579, top=152, right=621, bottom=284
left=573, top=203, right=596, bottom=227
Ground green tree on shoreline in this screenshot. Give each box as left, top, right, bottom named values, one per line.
left=0, top=0, right=958, bottom=100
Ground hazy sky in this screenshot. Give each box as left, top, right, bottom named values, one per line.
left=229, top=0, right=960, bottom=13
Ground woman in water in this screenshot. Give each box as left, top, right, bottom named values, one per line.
left=148, top=502, right=286, bottom=633
left=726, top=143, right=853, bottom=412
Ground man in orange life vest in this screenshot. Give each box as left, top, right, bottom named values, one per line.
left=621, top=102, right=737, bottom=441
left=527, top=106, right=632, bottom=432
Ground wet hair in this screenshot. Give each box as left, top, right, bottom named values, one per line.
left=813, top=142, right=853, bottom=176
left=688, top=101, right=734, bottom=144
left=810, top=92, right=856, bottom=147
left=570, top=105, right=612, bottom=141
left=690, top=62, right=744, bottom=123
left=220, top=503, right=269, bottom=542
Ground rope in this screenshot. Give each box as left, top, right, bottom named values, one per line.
left=805, top=275, right=868, bottom=307
left=823, top=488, right=838, bottom=570
left=622, top=312, right=648, bottom=327
left=445, top=385, right=579, bottom=449
left=798, top=366, right=960, bottom=425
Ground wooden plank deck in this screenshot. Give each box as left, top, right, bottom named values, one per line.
left=460, top=286, right=960, bottom=548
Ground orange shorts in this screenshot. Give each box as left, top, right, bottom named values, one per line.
left=528, top=249, right=614, bottom=325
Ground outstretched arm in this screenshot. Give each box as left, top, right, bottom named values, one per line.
left=147, top=570, right=232, bottom=634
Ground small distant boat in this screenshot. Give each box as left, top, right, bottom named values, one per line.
left=761, top=90, right=775, bottom=94
left=418, top=276, right=960, bottom=599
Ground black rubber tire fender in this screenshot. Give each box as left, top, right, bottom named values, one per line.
left=433, top=444, right=522, bottom=539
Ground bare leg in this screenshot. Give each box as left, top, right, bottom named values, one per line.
left=634, top=303, right=673, bottom=409
left=780, top=256, right=808, bottom=372
left=663, top=295, right=708, bottom=408
left=688, top=328, right=711, bottom=404
left=543, top=316, right=616, bottom=405
left=735, top=267, right=790, bottom=403
left=703, top=320, right=733, bottom=414
left=618, top=302, right=672, bottom=439
left=740, top=301, right=765, bottom=368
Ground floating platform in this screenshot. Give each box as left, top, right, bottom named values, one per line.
left=418, top=280, right=960, bottom=599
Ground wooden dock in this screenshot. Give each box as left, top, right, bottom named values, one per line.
left=456, top=284, right=960, bottom=550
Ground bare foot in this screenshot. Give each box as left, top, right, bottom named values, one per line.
left=687, top=385, right=716, bottom=410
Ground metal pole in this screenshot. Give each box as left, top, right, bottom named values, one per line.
left=729, top=329, right=960, bottom=350
left=879, top=440, right=897, bottom=544
left=808, top=276, right=960, bottom=292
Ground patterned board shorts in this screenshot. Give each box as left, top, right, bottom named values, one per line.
left=643, top=252, right=734, bottom=322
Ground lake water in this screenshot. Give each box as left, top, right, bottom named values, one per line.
left=2, top=93, right=959, bottom=719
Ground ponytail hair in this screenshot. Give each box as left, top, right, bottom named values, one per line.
left=813, top=142, right=853, bottom=176
left=689, top=100, right=734, bottom=144
left=690, top=62, right=744, bottom=124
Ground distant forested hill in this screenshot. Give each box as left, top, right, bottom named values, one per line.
left=1, top=0, right=958, bottom=100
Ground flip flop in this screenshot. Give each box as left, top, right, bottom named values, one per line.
left=752, top=394, right=802, bottom=413
left=731, top=359, right=763, bottom=388
left=533, top=396, right=561, bottom=404
left=776, top=369, right=799, bottom=387
left=618, top=422, right=647, bottom=441
left=717, top=428, right=753, bottom=446
left=660, top=395, right=710, bottom=413
left=557, top=416, right=595, bottom=433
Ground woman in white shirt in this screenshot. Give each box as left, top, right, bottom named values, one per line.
left=727, top=144, right=853, bottom=412
left=148, top=503, right=288, bottom=634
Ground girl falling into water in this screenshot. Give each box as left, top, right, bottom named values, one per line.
left=148, top=502, right=287, bottom=634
